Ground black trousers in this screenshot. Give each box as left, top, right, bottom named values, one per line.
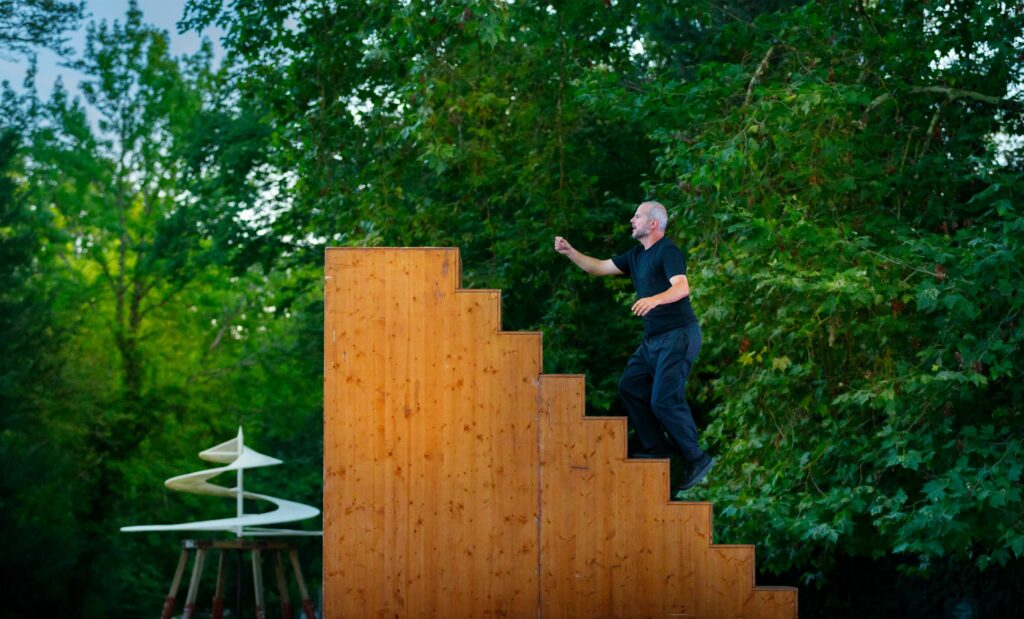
left=618, top=322, right=703, bottom=462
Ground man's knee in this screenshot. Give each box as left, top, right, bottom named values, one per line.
left=649, top=401, right=677, bottom=423
left=650, top=384, right=684, bottom=409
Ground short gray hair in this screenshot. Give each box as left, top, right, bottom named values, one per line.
left=640, top=201, right=668, bottom=230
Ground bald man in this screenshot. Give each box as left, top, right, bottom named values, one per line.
left=554, top=201, right=713, bottom=494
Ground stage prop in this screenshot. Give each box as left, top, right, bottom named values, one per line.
left=122, top=427, right=322, bottom=537
left=324, top=248, right=797, bottom=618
left=122, top=428, right=322, bottom=618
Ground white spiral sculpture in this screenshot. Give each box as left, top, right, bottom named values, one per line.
left=121, top=427, right=322, bottom=537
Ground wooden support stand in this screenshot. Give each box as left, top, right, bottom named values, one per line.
left=159, top=539, right=317, bottom=619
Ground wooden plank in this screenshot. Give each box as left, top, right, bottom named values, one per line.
left=324, top=248, right=539, bottom=619
left=273, top=551, right=293, bottom=619
left=288, top=548, right=318, bottom=619
left=183, top=547, right=206, bottom=619
left=251, top=549, right=266, bottom=619
left=160, top=549, right=189, bottom=619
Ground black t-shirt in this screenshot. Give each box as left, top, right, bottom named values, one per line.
left=612, top=237, right=698, bottom=336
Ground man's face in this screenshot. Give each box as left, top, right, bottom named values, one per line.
left=631, top=205, right=653, bottom=240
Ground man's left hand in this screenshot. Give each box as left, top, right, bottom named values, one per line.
left=631, top=297, right=660, bottom=316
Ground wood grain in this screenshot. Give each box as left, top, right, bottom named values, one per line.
left=324, top=247, right=796, bottom=618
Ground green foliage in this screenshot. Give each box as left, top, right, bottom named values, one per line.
left=0, top=125, right=85, bottom=618
left=181, top=0, right=667, bottom=402
left=0, top=0, right=84, bottom=58
left=596, top=0, right=1024, bottom=582
left=3, top=0, right=1023, bottom=616
left=2, top=4, right=321, bottom=616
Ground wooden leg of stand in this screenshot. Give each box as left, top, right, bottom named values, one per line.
left=160, top=549, right=189, bottom=619
left=182, top=547, right=207, bottom=619
left=211, top=550, right=227, bottom=619
left=275, top=550, right=295, bottom=619
left=251, top=549, right=266, bottom=619
left=288, top=548, right=317, bottom=619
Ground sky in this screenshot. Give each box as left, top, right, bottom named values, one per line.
left=0, top=0, right=222, bottom=102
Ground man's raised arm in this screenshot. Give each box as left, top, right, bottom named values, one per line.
left=553, top=236, right=623, bottom=276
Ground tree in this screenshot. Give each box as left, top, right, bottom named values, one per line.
left=28, top=2, right=220, bottom=435
left=0, top=0, right=84, bottom=58
left=5, top=3, right=320, bottom=616
left=14, top=3, right=284, bottom=614
left=0, top=124, right=88, bottom=619
left=180, top=0, right=674, bottom=407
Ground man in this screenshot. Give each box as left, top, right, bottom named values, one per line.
left=553, top=201, right=713, bottom=494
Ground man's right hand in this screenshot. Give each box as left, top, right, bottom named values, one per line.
left=554, top=236, right=573, bottom=255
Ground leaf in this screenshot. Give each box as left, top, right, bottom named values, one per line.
left=1007, top=463, right=1022, bottom=482
left=1011, top=536, right=1024, bottom=558
left=923, top=479, right=948, bottom=502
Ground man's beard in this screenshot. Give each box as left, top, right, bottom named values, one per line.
left=632, top=227, right=649, bottom=240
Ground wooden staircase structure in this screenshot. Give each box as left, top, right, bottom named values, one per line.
left=324, top=248, right=797, bottom=618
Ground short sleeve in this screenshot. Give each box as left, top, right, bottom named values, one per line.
left=611, top=250, right=632, bottom=275
left=662, top=244, right=687, bottom=278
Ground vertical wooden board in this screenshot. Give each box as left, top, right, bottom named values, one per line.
left=706, top=545, right=755, bottom=617
left=661, top=503, right=713, bottom=618
left=323, top=249, right=418, bottom=616
left=323, top=250, right=357, bottom=610
left=495, top=332, right=543, bottom=608
left=325, top=249, right=540, bottom=619
left=461, top=295, right=492, bottom=616
left=611, top=461, right=682, bottom=618
left=415, top=252, right=452, bottom=617
left=405, top=252, right=433, bottom=617
left=382, top=250, right=409, bottom=613
left=324, top=249, right=384, bottom=614
left=537, top=375, right=587, bottom=618
left=570, top=419, right=622, bottom=617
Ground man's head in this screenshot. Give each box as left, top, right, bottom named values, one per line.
left=631, top=201, right=668, bottom=241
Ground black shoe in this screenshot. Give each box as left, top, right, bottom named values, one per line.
left=674, top=454, right=714, bottom=493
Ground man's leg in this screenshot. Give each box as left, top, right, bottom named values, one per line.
left=618, top=345, right=674, bottom=453
left=649, top=324, right=703, bottom=462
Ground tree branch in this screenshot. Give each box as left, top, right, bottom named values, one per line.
left=919, top=99, right=947, bottom=160
left=138, top=279, right=189, bottom=320
left=909, top=85, right=1022, bottom=109
left=862, top=85, right=1023, bottom=127
left=744, top=45, right=777, bottom=107
left=205, top=302, right=245, bottom=356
